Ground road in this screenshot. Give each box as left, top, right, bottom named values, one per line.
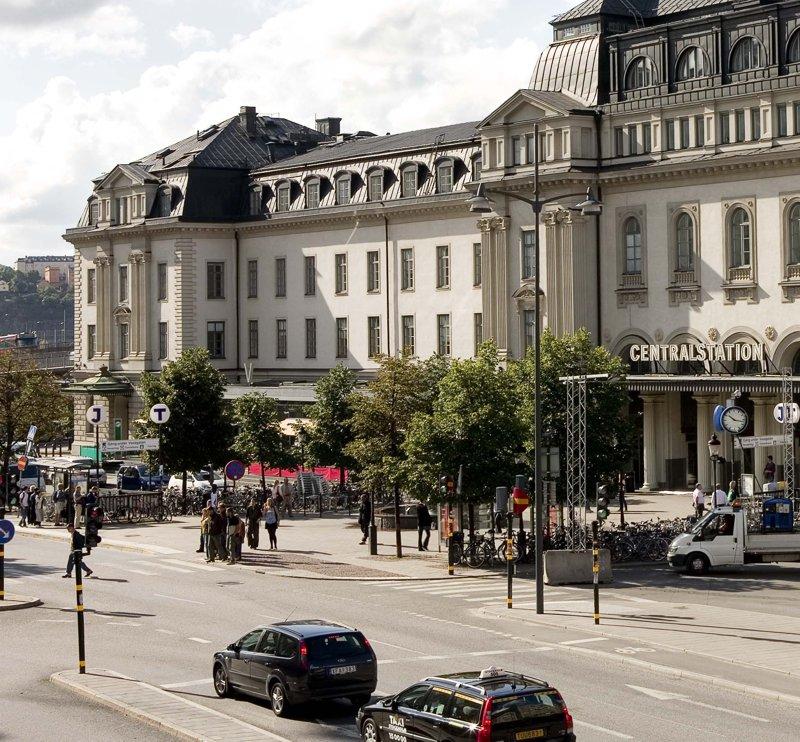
left=4, top=534, right=800, bottom=741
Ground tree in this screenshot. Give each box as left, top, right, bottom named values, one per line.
left=232, top=393, right=296, bottom=491
left=305, top=365, right=358, bottom=492
left=404, top=342, right=525, bottom=533
left=137, top=348, right=233, bottom=494
left=0, top=350, right=71, bottom=499
left=11, top=270, right=40, bottom=296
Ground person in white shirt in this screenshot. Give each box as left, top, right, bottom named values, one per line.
left=692, top=484, right=706, bottom=518
left=712, top=483, right=727, bottom=508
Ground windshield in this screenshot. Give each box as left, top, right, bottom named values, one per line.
left=306, top=632, right=368, bottom=661
left=692, top=511, right=718, bottom=534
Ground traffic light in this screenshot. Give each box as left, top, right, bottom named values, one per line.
left=85, top=506, right=104, bottom=550
left=595, top=483, right=610, bottom=522
left=439, top=475, right=455, bottom=498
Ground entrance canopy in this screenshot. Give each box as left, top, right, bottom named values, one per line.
left=63, top=365, right=133, bottom=397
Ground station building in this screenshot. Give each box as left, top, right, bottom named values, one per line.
left=64, top=0, right=800, bottom=491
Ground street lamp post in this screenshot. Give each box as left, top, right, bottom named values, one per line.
left=467, top=123, right=602, bottom=615
left=708, top=433, right=722, bottom=506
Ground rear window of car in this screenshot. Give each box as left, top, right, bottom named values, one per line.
left=491, top=691, right=564, bottom=725
left=306, top=632, right=367, bottom=661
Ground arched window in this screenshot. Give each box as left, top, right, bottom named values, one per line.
left=675, top=212, right=694, bottom=271
left=624, top=217, right=642, bottom=274
left=789, top=30, right=800, bottom=63
left=437, top=159, right=454, bottom=193
left=790, top=203, right=800, bottom=264
left=792, top=346, right=800, bottom=375
left=677, top=46, right=709, bottom=80
left=625, top=56, right=656, bottom=90
left=730, top=207, right=751, bottom=267
left=730, top=36, right=766, bottom=73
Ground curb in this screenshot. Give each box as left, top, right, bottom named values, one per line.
left=0, top=594, right=42, bottom=611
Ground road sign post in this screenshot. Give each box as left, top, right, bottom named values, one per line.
left=149, top=404, right=171, bottom=493
left=224, top=460, right=246, bottom=495
left=85, top=404, right=107, bottom=494
left=0, top=518, right=16, bottom=602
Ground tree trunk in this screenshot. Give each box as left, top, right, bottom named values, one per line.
left=393, top=480, right=402, bottom=558
left=181, top=470, right=187, bottom=498
left=260, top=460, right=266, bottom=494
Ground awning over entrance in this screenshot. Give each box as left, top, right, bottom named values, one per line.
left=62, top=365, right=134, bottom=397
left=626, top=375, right=800, bottom=394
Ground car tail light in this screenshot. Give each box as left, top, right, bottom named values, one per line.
left=562, top=703, right=574, bottom=734
left=362, top=636, right=372, bottom=651
left=299, top=640, right=309, bottom=669
left=476, top=698, right=493, bottom=742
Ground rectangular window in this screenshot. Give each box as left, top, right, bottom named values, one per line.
left=627, top=124, right=638, bottom=155
left=367, top=251, right=380, bottom=293
left=495, top=139, right=504, bottom=167
left=304, top=255, right=316, bottom=296
left=87, top=324, right=96, bottom=359
left=794, top=103, right=800, bottom=135
left=473, top=242, right=482, bottom=286
left=305, top=318, right=317, bottom=359
left=642, top=122, right=652, bottom=153
left=275, top=319, right=287, bottom=359
left=277, top=185, right=290, bottom=212
left=401, top=248, right=414, bottom=290
left=680, top=117, right=690, bottom=149
left=306, top=181, right=320, bottom=209
left=247, top=260, right=258, bottom=298
left=751, top=107, right=761, bottom=140
left=116, top=197, right=128, bottom=225
left=402, top=168, right=417, bottom=198
left=248, top=319, right=258, bottom=358
left=158, top=322, right=168, bottom=360
left=118, top=265, right=128, bottom=303
left=157, top=262, right=167, bottom=301
left=521, top=230, right=536, bottom=280
left=90, top=201, right=99, bottom=226
left=695, top=115, right=706, bottom=146
left=438, top=163, right=454, bottom=193
left=474, top=312, right=483, bottom=356
left=720, top=112, right=731, bottom=143
left=335, top=253, right=348, bottom=294
left=87, top=268, right=96, bottom=304
left=275, top=257, right=286, bottom=297
left=368, top=171, right=384, bottom=202
left=401, top=315, right=415, bottom=356
left=206, top=322, right=225, bottom=359
left=523, top=310, right=535, bottom=352
left=207, top=262, right=224, bottom=300
left=118, top=323, right=129, bottom=358
left=437, top=314, right=451, bottom=356
left=665, top=119, right=675, bottom=150
left=336, top=176, right=351, bottom=205
left=511, top=136, right=522, bottom=165
left=735, top=109, right=745, bottom=142
left=526, top=133, right=537, bottom=163
left=336, top=317, right=348, bottom=358
left=367, top=316, right=381, bottom=358
left=436, top=245, right=450, bottom=289
left=614, top=127, right=624, bottom=157
left=778, top=104, right=788, bottom=136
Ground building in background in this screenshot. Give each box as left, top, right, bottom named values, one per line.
left=16, top=255, right=74, bottom=287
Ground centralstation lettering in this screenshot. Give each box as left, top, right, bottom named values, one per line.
left=629, top=343, right=766, bottom=364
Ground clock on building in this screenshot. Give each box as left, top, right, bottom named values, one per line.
left=721, top=406, right=749, bottom=435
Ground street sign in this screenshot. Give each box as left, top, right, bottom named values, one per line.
left=540, top=446, right=560, bottom=479
left=85, top=404, right=106, bottom=426
left=16, top=455, right=27, bottom=472
left=224, top=460, right=246, bottom=481
left=735, top=434, right=793, bottom=449
left=512, top=484, right=529, bottom=516
left=773, top=402, right=800, bottom=425
left=713, top=404, right=725, bottom=433
left=149, top=404, right=171, bottom=424
left=100, top=439, right=159, bottom=454
left=26, top=425, right=37, bottom=442
left=0, top=519, right=15, bottom=544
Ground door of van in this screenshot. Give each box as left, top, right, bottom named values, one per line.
left=698, top=512, right=740, bottom=566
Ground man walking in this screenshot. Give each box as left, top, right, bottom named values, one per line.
left=416, top=501, right=432, bottom=551
left=246, top=498, right=261, bottom=549
left=692, top=483, right=705, bottom=518
left=358, top=494, right=371, bottom=545
left=62, top=523, right=93, bottom=578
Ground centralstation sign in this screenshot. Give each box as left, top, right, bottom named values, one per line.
left=629, top=342, right=766, bottom=364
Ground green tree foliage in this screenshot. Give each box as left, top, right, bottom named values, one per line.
left=512, top=329, right=634, bottom=492
left=138, top=348, right=233, bottom=492
left=232, top=393, right=296, bottom=491
left=404, top=343, right=525, bottom=511
left=305, top=364, right=358, bottom=490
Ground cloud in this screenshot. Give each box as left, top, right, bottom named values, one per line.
left=0, top=3, right=144, bottom=58
left=169, top=23, right=215, bottom=48
left=0, top=0, right=543, bottom=261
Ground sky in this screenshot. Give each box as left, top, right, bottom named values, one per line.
left=0, top=0, right=577, bottom=266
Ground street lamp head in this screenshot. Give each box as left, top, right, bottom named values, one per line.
left=466, top=183, right=495, bottom=214
left=575, top=186, right=602, bottom=217
left=707, top=433, right=722, bottom=460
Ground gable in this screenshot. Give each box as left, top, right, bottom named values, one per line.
left=479, top=89, right=587, bottom=129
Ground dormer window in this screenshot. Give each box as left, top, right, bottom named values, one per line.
left=436, top=159, right=454, bottom=194
left=625, top=56, right=656, bottom=90
left=305, top=178, right=320, bottom=209
left=336, top=174, right=351, bottom=205
left=158, top=185, right=172, bottom=217
left=730, top=36, right=766, bottom=73
left=249, top=185, right=263, bottom=216
left=276, top=183, right=291, bottom=212
left=115, top=196, right=129, bottom=225
left=401, top=166, right=418, bottom=198
left=89, top=200, right=99, bottom=226
left=368, top=170, right=384, bottom=202
left=471, top=154, right=482, bottom=181
left=677, top=46, right=709, bottom=81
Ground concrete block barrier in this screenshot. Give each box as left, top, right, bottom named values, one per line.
left=544, top=548, right=612, bottom=585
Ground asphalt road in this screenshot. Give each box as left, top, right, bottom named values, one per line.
left=5, top=534, right=800, bottom=742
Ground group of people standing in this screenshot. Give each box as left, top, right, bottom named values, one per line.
left=14, top=484, right=97, bottom=529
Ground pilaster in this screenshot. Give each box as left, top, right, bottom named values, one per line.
left=639, top=394, right=664, bottom=491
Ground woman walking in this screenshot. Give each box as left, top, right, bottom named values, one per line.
left=263, top=498, right=280, bottom=550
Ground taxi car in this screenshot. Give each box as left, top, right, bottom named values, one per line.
left=357, top=667, right=575, bottom=741
left=212, top=619, right=377, bottom=716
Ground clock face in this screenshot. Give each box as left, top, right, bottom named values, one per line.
left=721, top=406, right=749, bottom=435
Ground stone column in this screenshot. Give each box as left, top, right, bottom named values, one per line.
left=478, top=218, right=495, bottom=344
left=130, top=253, right=141, bottom=355
left=694, top=393, right=717, bottom=491
left=94, top=255, right=111, bottom=360
left=752, top=394, right=776, bottom=484
left=639, top=394, right=664, bottom=491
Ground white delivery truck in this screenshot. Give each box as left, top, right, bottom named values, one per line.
left=668, top=502, right=800, bottom=574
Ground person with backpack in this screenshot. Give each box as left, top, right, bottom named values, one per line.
left=263, top=498, right=280, bottom=550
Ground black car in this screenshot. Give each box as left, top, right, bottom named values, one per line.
left=212, top=619, right=377, bottom=716
left=357, top=668, right=575, bottom=741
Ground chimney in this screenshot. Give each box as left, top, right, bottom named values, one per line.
left=239, top=106, right=257, bottom=137
left=315, top=117, right=342, bottom=137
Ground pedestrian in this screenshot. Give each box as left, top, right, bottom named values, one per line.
left=764, top=455, right=776, bottom=484
left=263, top=497, right=279, bottom=550
left=53, top=486, right=67, bottom=526
left=224, top=506, right=239, bottom=564
left=617, top=472, right=628, bottom=513
left=235, top=515, right=245, bottom=562
left=206, top=506, right=226, bottom=563
left=358, top=493, right=371, bottom=545
left=210, top=483, right=219, bottom=510
left=246, top=498, right=261, bottom=549
left=33, top=486, right=44, bottom=527
left=73, top=485, right=85, bottom=528
left=62, top=523, right=93, bottom=579
left=85, top=486, right=98, bottom=510
left=198, top=501, right=211, bottom=554
left=692, top=483, right=705, bottom=518
left=18, top=486, right=30, bottom=527
left=727, top=479, right=739, bottom=504
left=712, top=482, right=727, bottom=509
left=416, top=500, right=432, bottom=551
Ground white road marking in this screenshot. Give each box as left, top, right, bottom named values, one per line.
left=161, top=678, right=214, bottom=689
left=106, top=621, right=142, bottom=627
left=561, top=638, right=609, bottom=645
left=163, top=559, right=224, bottom=572
left=135, top=560, right=192, bottom=574
left=574, top=720, right=633, bottom=739
left=187, top=637, right=212, bottom=644
left=95, top=561, right=157, bottom=576
left=626, top=685, right=771, bottom=723
left=36, top=619, right=72, bottom=623
left=153, top=593, right=206, bottom=605
left=612, top=593, right=657, bottom=604
left=156, top=629, right=176, bottom=635
left=369, top=639, right=426, bottom=654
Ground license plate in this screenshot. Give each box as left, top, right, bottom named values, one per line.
left=329, top=665, right=357, bottom=675
left=516, top=731, right=545, bottom=740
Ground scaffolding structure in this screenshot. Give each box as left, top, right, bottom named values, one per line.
left=782, top=367, right=795, bottom=497
left=564, top=374, right=588, bottom=549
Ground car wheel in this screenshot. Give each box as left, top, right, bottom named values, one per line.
left=213, top=664, right=229, bottom=697
left=270, top=681, right=290, bottom=717
left=350, top=694, right=372, bottom=708
left=685, top=553, right=709, bottom=575
left=361, top=718, right=380, bottom=742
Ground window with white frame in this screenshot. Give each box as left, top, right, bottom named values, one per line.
left=335, top=253, right=348, bottom=294
left=437, top=160, right=454, bottom=193
left=249, top=187, right=262, bottom=216
left=614, top=127, right=624, bottom=157
left=367, top=251, right=380, bottom=293
left=89, top=201, right=99, bottom=226
left=751, top=107, right=761, bottom=140
left=275, top=319, right=287, bottom=359
left=401, top=248, right=414, bottom=290
left=624, top=217, right=643, bottom=274
left=87, top=324, right=96, bottom=359
left=305, top=179, right=320, bottom=209
left=87, top=268, right=96, bottom=304
left=368, top=171, right=384, bottom=202
left=401, top=315, right=415, bottom=356
left=720, top=112, right=731, bottom=143
left=695, top=114, right=706, bottom=146
left=436, top=245, right=450, bottom=289
left=523, top=309, right=535, bottom=352
left=401, top=167, right=417, bottom=198
left=336, top=317, right=348, bottom=358
left=675, top=212, right=695, bottom=272
left=437, top=314, right=451, bottom=356
left=778, top=104, right=788, bottom=137
left=679, top=118, right=690, bottom=149
left=368, top=316, right=381, bottom=358
left=247, top=260, right=257, bottom=299
left=207, top=322, right=225, bottom=359
left=789, top=30, right=800, bottom=63
left=729, top=207, right=751, bottom=267
left=305, top=318, right=317, bottom=358
left=511, top=136, right=522, bottom=166
left=521, top=230, right=536, bottom=280
left=474, top=313, right=483, bottom=356
left=735, top=109, right=745, bottom=142
left=336, top=174, right=351, bottom=205
left=276, top=183, right=291, bottom=212
left=642, top=122, right=652, bottom=153
left=158, top=322, right=168, bottom=360
left=248, top=320, right=258, bottom=358
left=304, top=255, right=316, bottom=296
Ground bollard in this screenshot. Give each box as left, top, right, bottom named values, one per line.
left=506, top=512, right=514, bottom=609
left=74, top=550, right=87, bottom=673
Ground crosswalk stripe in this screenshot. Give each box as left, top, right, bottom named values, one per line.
left=390, top=579, right=499, bottom=591
left=133, top=560, right=192, bottom=573
left=163, top=559, right=224, bottom=572
left=95, top=561, right=157, bottom=576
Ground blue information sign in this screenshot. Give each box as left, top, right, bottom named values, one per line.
left=0, top=519, right=15, bottom=545
left=224, top=460, right=246, bottom=481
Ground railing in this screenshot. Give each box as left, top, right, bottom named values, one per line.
left=671, top=270, right=696, bottom=286
left=620, top=273, right=644, bottom=288
left=727, top=266, right=752, bottom=282
left=787, top=263, right=800, bottom=280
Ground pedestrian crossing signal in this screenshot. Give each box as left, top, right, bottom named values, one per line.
left=596, top=483, right=610, bottom=521
left=85, top=507, right=103, bottom=550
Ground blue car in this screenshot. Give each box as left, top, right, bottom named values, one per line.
left=118, top=464, right=168, bottom=491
